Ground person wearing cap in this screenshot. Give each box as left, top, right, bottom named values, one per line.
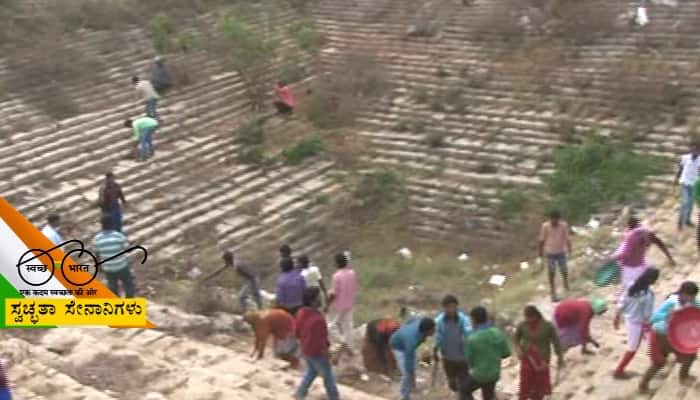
left=639, top=281, right=700, bottom=393
left=608, top=216, right=674, bottom=289
left=553, top=298, right=607, bottom=355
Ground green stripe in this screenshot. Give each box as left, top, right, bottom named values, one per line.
left=0, top=274, right=57, bottom=329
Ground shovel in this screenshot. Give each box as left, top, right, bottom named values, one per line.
left=200, top=264, right=229, bottom=283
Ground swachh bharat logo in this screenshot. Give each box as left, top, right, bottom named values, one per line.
left=4, top=239, right=150, bottom=328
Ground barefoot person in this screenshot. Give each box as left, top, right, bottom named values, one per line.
left=538, top=210, right=572, bottom=302
left=609, top=216, right=675, bottom=289
left=553, top=298, right=607, bottom=355
left=295, top=288, right=340, bottom=400
left=390, top=317, right=436, bottom=400
left=362, top=317, right=401, bottom=375
left=514, top=305, right=564, bottom=400
left=243, top=309, right=300, bottom=368
left=639, top=281, right=700, bottom=393
left=274, top=81, right=295, bottom=115
left=613, top=267, right=659, bottom=379
left=433, top=295, right=472, bottom=395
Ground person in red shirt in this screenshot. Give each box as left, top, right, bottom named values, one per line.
left=274, top=81, right=295, bottom=115
left=243, top=309, right=300, bottom=368
left=295, top=288, right=340, bottom=400
left=553, top=298, right=607, bottom=355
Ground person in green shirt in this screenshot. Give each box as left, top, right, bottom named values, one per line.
left=124, top=117, right=159, bottom=161
left=461, top=306, right=511, bottom=400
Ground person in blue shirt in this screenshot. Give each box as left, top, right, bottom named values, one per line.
left=390, top=317, right=436, bottom=400
left=433, top=295, right=472, bottom=395
left=639, top=281, right=700, bottom=393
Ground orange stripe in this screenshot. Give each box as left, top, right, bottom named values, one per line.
left=0, top=198, right=154, bottom=328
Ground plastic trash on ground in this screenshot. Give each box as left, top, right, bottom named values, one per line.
left=186, top=267, right=202, bottom=279
left=458, top=253, right=469, bottom=261
left=636, top=7, right=649, bottom=26
left=520, top=261, right=529, bottom=270
left=260, top=290, right=276, bottom=302
left=587, top=217, right=601, bottom=230
left=489, top=274, right=507, bottom=287
left=397, top=247, right=413, bottom=259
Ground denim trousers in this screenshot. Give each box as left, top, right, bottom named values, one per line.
left=392, top=349, right=412, bottom=400
left=105, top=267, right=135, bottom=298
left=679, top=184, right=694, bottom=226
left=295, top=355, right=340, bottom=400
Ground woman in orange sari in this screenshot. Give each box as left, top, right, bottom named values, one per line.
left=514, top=306, right=565, bottom=400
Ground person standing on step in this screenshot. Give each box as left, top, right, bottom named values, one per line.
left=608, top=216, right=675, bottom=289
left=98, top=172, right=127, bottom=232
left=390, top=317, right=437, bottom=400
left=553, top=298, right=607, bottom=355
left=613, top=267, right=659, bottom=379
left=132, top=76, right=160, bottom=119
left=150, top=56, right=173, bottom=95
left=295, top=288, right=340, bottom=400
left=514, top=305, right=564, bottom=400
left=460, top=306, right=511, bottom=400
left=125, top=117, right=159, bottom=162
left=362, top=317, right=401, bottom=375
left=41, top=213, right=64, bottom=246
left=243, top=308, right=300, bottom=369
left=94, top=214, right=134, bottom=298
left=276, top=257, right=306, bottom=316
left=639, top=281, right=700, bottom=393
left=676, top=142, right=700, bottom=231
left=222, top=251, right=263, bottom=312
left=328, top=252, right=358, bottom=354
left=433, top=294, right=472, bottom=396
left=297, top=254, right=329, bottom=310
left=274, top=81, right=295, bottom=115
left=538, top=209, right=571, bottom=302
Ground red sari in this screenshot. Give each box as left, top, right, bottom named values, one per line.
left=519, top=321, right=553, bottom=400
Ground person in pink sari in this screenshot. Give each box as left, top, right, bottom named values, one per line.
left=610, top=217, right=675, bottom=289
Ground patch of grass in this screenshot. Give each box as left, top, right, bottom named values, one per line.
left=282, top=136, right=325, bottom=165
left=424, top=130, right=447, bottom=148
left=236, top=118, right=267, bottom=165
left=545, top=133, right=667, bottom=223
left=496, top=188, right=530, bottom=220
left=444, top=87, right=466, bottom=111
left=289, top=20, right=322, bottom=52
left=395, top=119, right=411, bottom=132
left=354, top=168, right=407, bottom=211
left=410, top=119, right=427, bottom=133
left=429, top=99, right=445, bottom=112
left=279, top=62, right=307, bottom=84
left=149, top=13, right=178, bottom=54
left=475, top=163, right=498, bottom=174
left=436, top=65, right=449, bottom=78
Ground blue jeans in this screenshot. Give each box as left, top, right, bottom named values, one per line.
left=145, top=98, right=158, bottom=118
left=140, top=126, right=155, bottom=160
left=393, top=349, right=412, bottom=400
left=106, top=267, right=135, bottom=298
left=239, top=279, right=262, bottom=311
left=295, top=355, right=340, bottom=400
left=107, top=206, right=123, bottom=232
left=0, top=388, right=11, bottom=400
left=679, top=184, right=694, bottom=227
left=547, top=253, right=568, bottom=275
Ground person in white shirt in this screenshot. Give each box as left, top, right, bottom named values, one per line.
left=675, top=143, right=700, bottom=231
left=132, top=76, right=160, bottom=119
left=41, top=213, right=64, bottom=246
left=297, top=254, right=329, bottom=309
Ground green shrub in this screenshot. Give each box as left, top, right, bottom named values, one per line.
left=236, top=119, right=266, bottom=164
left=496, top=189, right=530, bottom=220
left=282, top=136, right=325, bottom=165
left=149, top=13, right=177, bottom=54
left=289, top=21, right=321, bottom=52
left=545, top=133, right=667, bottom=222
left=436, top=65, right=449, bottom=78
left=355, top=168, right=407, bottom=209
left=279, top=63, right=307, bottom=84
left=237, top=145, right=265, bottom=164
left=424, top=130, right=447, bottom=148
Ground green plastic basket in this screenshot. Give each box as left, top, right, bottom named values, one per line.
left=593, top=260, right=619, bottom=287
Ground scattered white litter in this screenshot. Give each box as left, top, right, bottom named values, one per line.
left=360, top=374, right=370, bottom=382
left=585, top=247, right=594, bottom=256
left=587, top=217, right=601, bottom=230
left=536, top=257, right=543, bottom=266
left=458, top=253, right=470, bottom=261
left=186, top=267, right=202, bottom=279
left=636, top=7, right=649, bottom=26
left=520, top=261, right=529, bottom=270
left=260, top=290, right=276, bottom=302
left=397, top=247, right=413, bottom=259
left=536, top=284, right=546, bottom=292
left=489, top=274, right=507, bottom=287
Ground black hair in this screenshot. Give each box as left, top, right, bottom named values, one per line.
left=628, top=267, right=660, bottom=297
left=441, top=294, right=459, bottom=307
left=418, top=317, right=436, bottom=333
left=47, top=213, right=60, bottom=225
left=335, top=253, right=348, bottom=268
left=470, top=306, right=488, bottom=325
left=297, top=254, right=309, bottom=268
left=627, top=216, right=641, bottom=229
left=678, top=281, right=699, bottom=297
left=279, top=244, right=292, bottom=257
left=548, top=209, right=561, bottom=219
left=524, top=305, right=542, bottom=320
left=124, top=119, right=133, bottom=128
left=132, top=76, right=139, bottom=84
left=100, top=214, right=113, bottom=231
left=105, top=172, right=115, bottom=179
left=222, top=250, right=234, bottom=264
left=280, top=257, right=295, bottom=272
left=303, top=287, right=320, bottom=307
